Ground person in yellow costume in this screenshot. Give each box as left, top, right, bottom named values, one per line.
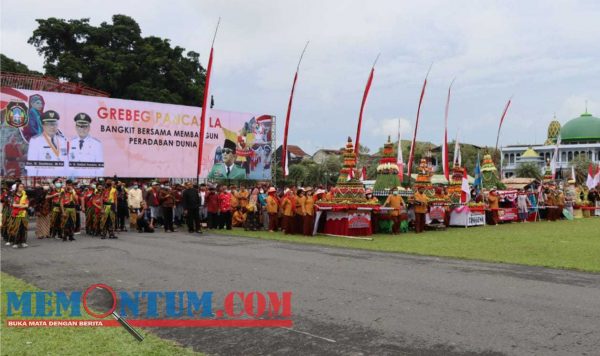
left=383, top=187, right=405, bottom=234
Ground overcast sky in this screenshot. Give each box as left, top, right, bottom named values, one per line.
left=2, top=0, right=599, bottom=154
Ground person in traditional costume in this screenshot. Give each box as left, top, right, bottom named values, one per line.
left=303, top=187, right=315, bottom=236
left=295, top=189, right=306, bottom=235
left=281, top=190, right=295, bottom=235
left=517, top=189, right=531, bottom=222
left=384, top=187, right=405, bottom=234
left=35, top=182, right=52, bottom=239
left=91, top=185, right=105, bottom=235
left=232, top=207, right=247, bottom=227
left=9, top=183, right=29, bottom=248
left=49, top=179, right=64, bottom=240
left=245, top=188, right=260, bottom=231
left=60, top=180, right=78, bottom=241
left=413, top=187, right=429, bottom=233
left=545, top=186, right=557, bottom=221
left=1, top=186, right=12, bottom=243
left=82, top=184, right=96, bottom=235
left=100, top=181, right=118, bottom=239
left=266, top=187, right=279, bottom=232
left=486, top=188, right=500, bottom=225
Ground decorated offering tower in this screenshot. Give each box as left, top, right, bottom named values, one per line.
left=315, top=137, right=377, bottom=238
left=325, top=137, right=376, bottom=205
left=481, top=154, right=504, bottom=189
left=447, top=165, right=465, bottom=203
left=373, top=136, right=401, bottom=191
left=413, top=158, right=435, bottom=197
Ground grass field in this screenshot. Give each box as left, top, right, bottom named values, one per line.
left=211, top=218, right=600, bottom=273
left=0, top=273, right=200, bottom=355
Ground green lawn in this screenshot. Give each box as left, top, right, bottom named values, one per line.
left=211, top=219, right=600, bottom=273
left=0, top=273, right=200, bottom=355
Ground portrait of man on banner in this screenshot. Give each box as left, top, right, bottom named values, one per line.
left=207, top=139, right=246, bottom=180
left=68, top=112, right=104, bottom=177
left=25, top=110, right=68, bottom=176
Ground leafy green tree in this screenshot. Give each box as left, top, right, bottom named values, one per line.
left=0, top=54, right=42, bottom=75
left=288, top=165, right=307, bottom=186
left=28, top=15, right=204, bottom=105
left=323, top=155, right=341, bottom=186
left=516, top=162, right=542, bottom=180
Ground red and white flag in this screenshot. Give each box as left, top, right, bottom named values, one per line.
left=595, top=166, right=600, bottom=187
left=396, top=119, right=404, bottom=182
left=586, top=163, right=596, bottom=189
left=461, top=167, right=470, bottom=203
left=347, top=168, right=355, bottom=181
left=453, top=132, right=461, bottom=167
left=550, top=135, right=561, bottom=179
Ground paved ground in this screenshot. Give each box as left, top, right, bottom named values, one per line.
left=2, top=228, right=600, bottom=356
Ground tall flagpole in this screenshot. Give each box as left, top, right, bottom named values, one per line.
left=354, top=53, right=380, bottom=156
left=443, top=78, right=455, bottom=181
left=197, top=18, right=221, bottom=182
left=407, top=64, right=432, bottom=178
left=281, top=41, right=309, bottom=179
left=494, top=96, right=512, bottom=163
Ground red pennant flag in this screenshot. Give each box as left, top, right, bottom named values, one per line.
left=443, top=80, right=454, bottom=181
left=355, top=66, right=375, bottom=155
left=494, top=97, right=512, bottom=157
left=196, top=47, right=214, bottom=179
left=282, top=71, right=298, bottom=178
left=197, top=18, right=220, bottom=180
left=407, top=67, right=430, bottom=176
left=282, top=42, right=309, bottom=178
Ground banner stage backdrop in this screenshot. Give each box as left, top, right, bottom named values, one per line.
left=0, top=88, right=274, bottom=179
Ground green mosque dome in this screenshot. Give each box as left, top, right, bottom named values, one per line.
left=560, top=112, right=600, bottom=143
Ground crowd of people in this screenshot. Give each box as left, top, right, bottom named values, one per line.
left=2, top=177, right=599, bottom=249
left=1, top=179, right=330, bottom=249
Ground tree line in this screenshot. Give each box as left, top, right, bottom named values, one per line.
left=2, top=15, right=205, bottom=107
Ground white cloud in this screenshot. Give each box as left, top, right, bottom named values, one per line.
left=364, top=117, right=412, bottom=141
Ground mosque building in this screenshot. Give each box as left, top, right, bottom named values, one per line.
left=501, top=109, right=600, bottom=178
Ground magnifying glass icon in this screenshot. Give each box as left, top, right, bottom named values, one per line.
left=82, top=284, right=144, bottom=342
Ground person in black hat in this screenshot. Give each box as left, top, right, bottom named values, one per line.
left=207, top=139, right=246, bottom=179
left=69, top=112, right=104, bottom=177
left=26, top=110, right=68, bottom=176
